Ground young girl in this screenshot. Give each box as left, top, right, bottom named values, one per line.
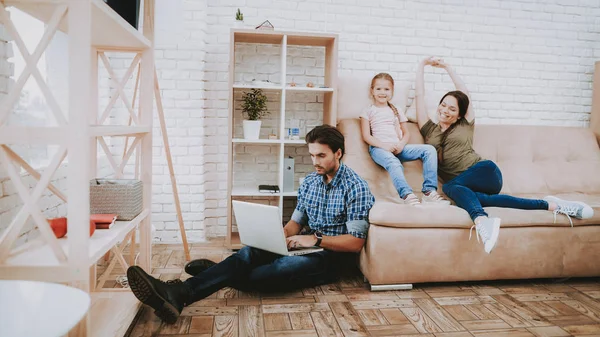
left=360, top=73, right=449, bottom=206
left=416, top=56, right=594, bottom=253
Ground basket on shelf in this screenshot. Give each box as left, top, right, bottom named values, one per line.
left=90, top=179, right=143, bottom=221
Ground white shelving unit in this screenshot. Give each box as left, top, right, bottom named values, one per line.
left=227, top=29, right=338, bottom=249
left=0, top=1, right=155, bottom=336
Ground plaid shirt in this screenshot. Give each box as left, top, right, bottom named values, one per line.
left=291, top=163, right=375, bottom=239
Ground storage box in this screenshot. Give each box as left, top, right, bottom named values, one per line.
left=90, top=179, right=143, bottom=221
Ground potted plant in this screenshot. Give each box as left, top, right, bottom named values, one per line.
left=234, top=8, right=244, bottom=28
left=241, top=88, right=269, bottom=140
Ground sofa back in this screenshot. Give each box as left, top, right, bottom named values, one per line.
left=338, top=118, right=600, bottom=201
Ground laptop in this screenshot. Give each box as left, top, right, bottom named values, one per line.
left=232, top=200, right=323, bottom=256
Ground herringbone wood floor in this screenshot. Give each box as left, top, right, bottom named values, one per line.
left=100, top=240, right=600, bottom=337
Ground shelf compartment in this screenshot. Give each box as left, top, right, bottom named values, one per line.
left=232, top=138, right=281, bottom=144
left=5, top=0, right=151, bottom=50
left=0, top=209, right=150, bottom=271
left=285, top=87, right=334, bottom=92
left=232, top=84, right=283, bottom=91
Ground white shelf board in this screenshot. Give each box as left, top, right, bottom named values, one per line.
left=232, top=186, right=280, bottom=197
left=5, top=0, right=151, bottom=50
left=283, top=139, right=306, bottom=144
left=89, top=291, right=141, bottom=337
left=233, top=83, right=283, bottom=91
left=90, top=125, right=151, bottom=137
left=2, top=209, right=149, bottom=268
left=232, top=138, right=281, bottom=144
left=0, top=125, right=151, bottom=144
left=285, top=87, right=334, bottom=92
left=0, top=126, right=67, bottom=144
left=282, top=191, right=298, bottom=197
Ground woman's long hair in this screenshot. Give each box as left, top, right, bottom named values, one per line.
left=437, top=90, right=470, bottom=162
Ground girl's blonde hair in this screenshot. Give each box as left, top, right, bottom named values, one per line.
left=370, top=72, right=399, bottom=118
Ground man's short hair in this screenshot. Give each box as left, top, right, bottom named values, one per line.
left=305, top=124, right=345, bottom=159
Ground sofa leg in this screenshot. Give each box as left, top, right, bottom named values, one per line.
left=370, top=284, right=413, bottom=291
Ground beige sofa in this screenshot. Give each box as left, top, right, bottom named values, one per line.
left=336, top=75, right=600, bottom=289
left=340, top=119, right=600, bottom=289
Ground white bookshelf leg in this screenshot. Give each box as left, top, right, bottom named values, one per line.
left=138, top=0, right=155, bottom=272
left=67, top=0, right=92, bottom=335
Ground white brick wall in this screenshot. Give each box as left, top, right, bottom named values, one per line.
left=202, top=0, right=600, bottom=237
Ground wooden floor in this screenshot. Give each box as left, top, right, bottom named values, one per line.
left=114, top=240, right=600, bottom=337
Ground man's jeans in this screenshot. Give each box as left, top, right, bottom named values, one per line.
left=442, top=160, right=549, bottom=221
left=183, top=246, right=354, bottom=303
left=369, top=144, right=439, bottom=198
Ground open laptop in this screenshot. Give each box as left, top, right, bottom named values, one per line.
left=232, top=200, right=323, bottom=256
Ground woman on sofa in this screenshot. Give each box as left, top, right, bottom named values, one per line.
left=416, top=56, right=594, bottom=254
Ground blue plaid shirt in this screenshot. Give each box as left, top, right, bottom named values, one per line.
left=291, top=163, right=375, bottom=239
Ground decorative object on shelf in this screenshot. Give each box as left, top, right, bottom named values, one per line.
left=91, top=214, right=118, bottom=230
left=241, top=88, right=269, bottom=140
left=48, top=218, right=67, bottom=239
left=105, top=0, right=141, bottom=29
left=47, top=218, right=96, bottom=238
left=283, top=157, right=295, bottom=192
left=256, top=20, right=274, bottom=30
left=90, top=179, right=143, bottom=221
left=234, top=8, right=244, bottom=28
left=306, top=82, right=314, bottom=88
left=287, top=127, right=300, bottom=140
left=258, top=184, right=280, bottom=193
left=268, top=134, right=278, bottom=140
left=290, top=81, right=297, bottom=87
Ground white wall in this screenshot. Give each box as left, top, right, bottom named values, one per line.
left=200, top=0, right=600, bottom=237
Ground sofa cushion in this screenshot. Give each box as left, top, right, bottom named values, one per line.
left=474, top=125, right=600, bottom=195
left=369, top=193, right=600, bottom=229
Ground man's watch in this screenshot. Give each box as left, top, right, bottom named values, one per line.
left=314, top=231, right=323, bottom=247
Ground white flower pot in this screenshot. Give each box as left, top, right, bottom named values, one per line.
left=243, top=120, right=262, bottom=140
left=234, top=20, right=244, bottom=28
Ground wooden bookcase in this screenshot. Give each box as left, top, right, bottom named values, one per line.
left=226, top=29, right=338, bottom=249
left=0, top=0, right=155, bottom=335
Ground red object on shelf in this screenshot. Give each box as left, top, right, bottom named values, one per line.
left=47, top=217, right=96, bottom=238
left=48, top=218, right=67, bottom=238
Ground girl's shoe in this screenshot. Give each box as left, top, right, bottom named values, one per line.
left=402, top=193, right=421, bottom=206
left=422, top=190, right=451, bottom=205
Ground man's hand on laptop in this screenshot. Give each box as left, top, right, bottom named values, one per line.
left=286, top=235, right=318, bottom=250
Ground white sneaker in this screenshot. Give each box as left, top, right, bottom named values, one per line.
left=402, top=193, right=421, bottom=206
left=470, top=217, right=501, bottom=254
left=421, top=190, right=451, bottom=205
left=544, top=196, right=594, bottom=227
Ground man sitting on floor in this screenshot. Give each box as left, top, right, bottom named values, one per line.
left=127, top=124, right=375, bottom=324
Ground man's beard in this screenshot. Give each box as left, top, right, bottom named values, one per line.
left=315, top=165, right=333, bottom=176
